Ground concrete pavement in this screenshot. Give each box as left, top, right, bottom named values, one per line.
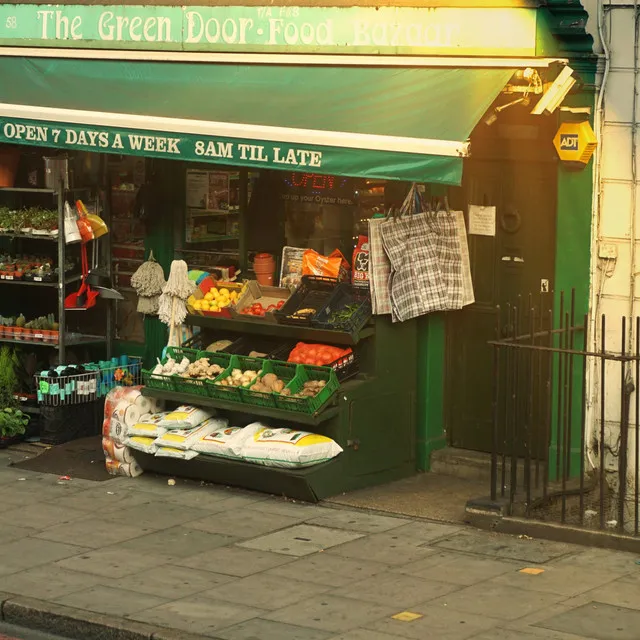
left=0, top=450, right=639, bottom=640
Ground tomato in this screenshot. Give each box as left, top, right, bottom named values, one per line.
left=276, top=300, right=285, bottom=309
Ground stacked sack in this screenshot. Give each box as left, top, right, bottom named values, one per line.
left=102, top=386, right=164, bottom=477
left=122, top=404, right=344, bottom=470
left=125, top=405, right=223, bottom=460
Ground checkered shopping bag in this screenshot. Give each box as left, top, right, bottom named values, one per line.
left=429, top=206, right=465, bottom=310
left=381, top=211, right=449, bottom=322
left=368, top=217, right=392, bottom=316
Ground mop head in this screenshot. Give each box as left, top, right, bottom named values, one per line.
left=162, top=260, right=195, bottom=299
left=158, top=260, right=195, bottom=327
left=131, top=258, right=166, bottom=297
left=137, top=295, right=160, bottom=316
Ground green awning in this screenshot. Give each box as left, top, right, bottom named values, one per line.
left=0, top=57, right=514, bottom=184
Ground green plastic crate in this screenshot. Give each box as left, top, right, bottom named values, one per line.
left=206, top=355, right=248, bottom=402
left=275, top=364, right=339, bottom=414
left=142, top=369, right=175, bottom=392
left=240, top=359, right=297, bottom=408
left=143, top=346, right=199, bottom=392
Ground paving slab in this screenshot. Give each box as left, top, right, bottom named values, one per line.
left=55, top=547, right=166, bottom=579
left=0, top=565, right=103, bottom=601
left=130, top=596, right=266, bottom=636
left=327, top=631, right=407, bottom=640
left=490, top=563, right=620, bottom=597
left=264, top=594, right=397, bottom=633
left=472, top=628, right=588, bottom=640
left=102, top=501, right=213, bottom=530
left=266, top=552, right=390, bottom=587
left=394, top=552, right=521, bottom=586
left=188, top=507, right=303, bottom=539
left=239, top=524, right=363, bottom=557
left=432, top=530, right=577, bottom=564
left=535, top=602, right=640, bottom=640
left=387, top=521, right=463, bottom=542
left=306, top=510, right=410, bottom=534
left=325, top=530, right=439, bottom=566
left=216, top=618, right=332, bottom=640
left=162, top=490, right=266, bottom=512
left=0, top=524, right=39, bottom=544
left=115, top=525, right=237, bottom=560
left=428, top=582, right=565, bottom=621
left=332, top=572, right=460, bottom=608
left=54, top=585, right=168, bottom=617
left=562, top=579, right=640, bottom=612
left=550, top=547, right=639, bottom=575
left=35, top=516, right=153, bottom=548
left=181, top=545, right=295, bottom=578
left=2, top=503, right=88, bottom=531
left=364, top=601, right=500, bottom=640
left=112, top=564, right=236, bottom=599
left=205, top=573, right=329, bottom=609
left=246, top=498, right=332, bottom=520
left=0, top=539, right=86, bottom=577
left=48, top=486, right=160, bottom=513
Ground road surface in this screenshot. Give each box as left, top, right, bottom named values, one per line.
left=0, top=623, right=68, bottom=640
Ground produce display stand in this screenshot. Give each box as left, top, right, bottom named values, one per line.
left=138, top=313, right=417, bottom=501
left=0, top=184, right=112, bottom=363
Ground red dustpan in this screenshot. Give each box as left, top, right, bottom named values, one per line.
left=65, top=243, right=99, bottom=310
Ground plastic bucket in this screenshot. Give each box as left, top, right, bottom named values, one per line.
left=254, top=253, right=275, bottom=286
left=0, top=147, right=20, bottom=188
left=44, top=156, right=69, bottom=190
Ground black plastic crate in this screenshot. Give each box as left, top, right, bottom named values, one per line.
left=313, top=284, right=372, bottom=334
left=223, top=336, right=292, bottom=358
left=274, top=276, right=338, bottom=326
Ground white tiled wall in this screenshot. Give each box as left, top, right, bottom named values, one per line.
left=588, top=1, right=639, bottom=521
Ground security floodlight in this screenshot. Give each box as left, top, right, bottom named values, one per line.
left=531, top=66, right=576, bottom=116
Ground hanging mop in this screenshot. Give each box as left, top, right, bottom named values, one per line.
left=158, top=260, right=195, bottom=348
left=130, top=251, right=166, bottom=316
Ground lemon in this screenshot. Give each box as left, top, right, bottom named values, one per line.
left=218, top=299, right=230, bottom=308
left=193, top=300, right=202, bottom=311
left=218, top=288, right=229, bottom=297
left=201, top=301, right=210, bottom=311
left=212, top=288, right=221, bottom=298
left=204, top=292, right=214, bottom=301
left=210, top=303, right=219, bottom=312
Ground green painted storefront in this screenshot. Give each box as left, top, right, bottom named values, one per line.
left=0, top=0, right=596, bottom=489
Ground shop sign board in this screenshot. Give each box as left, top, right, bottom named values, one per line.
left=0, top=117, right=460, bottom=184
left=553, top=121, right=597, bottom=166
left=0, top=5, right=537, bottom=56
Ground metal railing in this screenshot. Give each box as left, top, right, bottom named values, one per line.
left=490, top=290, right=640, bottom=538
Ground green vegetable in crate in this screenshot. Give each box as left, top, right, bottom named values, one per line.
left=328, top=303, right=360, bottom=326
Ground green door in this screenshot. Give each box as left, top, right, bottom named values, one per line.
left=445, top=152, right=557, bottom=453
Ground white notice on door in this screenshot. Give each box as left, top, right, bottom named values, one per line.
left=468, top=205, right=496, bottom=237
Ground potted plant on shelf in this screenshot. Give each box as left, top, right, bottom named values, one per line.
left=18, top=209, right=33, bottom=235
left=31, top=209, right=56, bottom=236
left=0, top=346, right=28, bottom=446
left=0, top=207, right=11, bottom=233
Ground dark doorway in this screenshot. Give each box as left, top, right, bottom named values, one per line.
left=445, top=115, right=558, bottom=454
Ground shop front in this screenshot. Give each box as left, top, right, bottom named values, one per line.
left=0, top=1, right=596, bottom=498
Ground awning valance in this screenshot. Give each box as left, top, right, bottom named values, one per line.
left=0, top=57, right=515, bottom=184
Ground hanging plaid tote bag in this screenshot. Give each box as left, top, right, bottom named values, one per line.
left=428, top=202, right=465, bottom=310
left=380, top=186, right=449, bottom=322
left=368, top=217, right=392, bottom=316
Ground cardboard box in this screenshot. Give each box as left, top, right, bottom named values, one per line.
left=231, top=281, right=291, bottom=323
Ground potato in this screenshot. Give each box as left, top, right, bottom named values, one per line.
left=262, top=373, right=277, bottom=387
left=280, top=387, right=291, bottom=396
left=272, top=379, right=285, bottom=393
